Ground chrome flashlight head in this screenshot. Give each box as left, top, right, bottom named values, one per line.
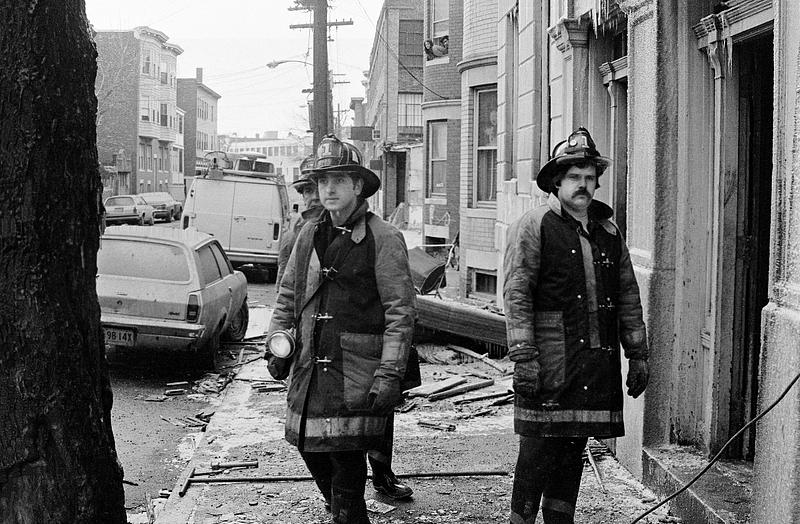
left=267, top=329, right=296, bottom=359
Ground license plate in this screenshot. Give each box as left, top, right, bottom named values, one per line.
left=104, top=327, right=135, bottom=346
left=113, top=207, right=124, bottom=212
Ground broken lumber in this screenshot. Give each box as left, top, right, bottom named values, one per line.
left=405, top=376, right=466, bottom=398
left=417, top=420, right=456, bottom=432
left=416, top=295, right=507, bottom=346
left=211, top=460, right=259, bottom=470
left=428, top=379, right=495, bottom=401
left=447, top=345, right=506, bottom=372
left=453, top=391, right=514, bottom=405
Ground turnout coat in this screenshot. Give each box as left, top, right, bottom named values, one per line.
left=503, top=193, right=647, bottom=438
left=268, top=201, right=417, bottom=451
left=276, top=205, right=324, bottom=288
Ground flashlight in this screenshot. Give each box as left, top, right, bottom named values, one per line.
left=267, top=329, right=296, bottom=358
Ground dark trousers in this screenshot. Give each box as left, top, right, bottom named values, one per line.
left=510, top=436, right=588, bottom=524
left=367, top=413, right=394, bottom=477
left=301, top=449, right=371, bottom=523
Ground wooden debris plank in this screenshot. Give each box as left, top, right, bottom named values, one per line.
left=452, top=390, right=513, bottom=405
left=416, top=295, right=507, bottom=346
left=405, top=376, right=466, bottom=398
left=446, top=345, right=506, bottom=372
left=428, top=379, right=495, bottom=401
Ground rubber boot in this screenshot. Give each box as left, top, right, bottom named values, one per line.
left=331, top=488, right=370, bottom=524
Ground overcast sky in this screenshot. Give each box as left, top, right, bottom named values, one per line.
left=84, top=0, right=383, bottom=137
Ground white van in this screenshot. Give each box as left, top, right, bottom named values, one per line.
left=182, top=151, right=290, bottom=280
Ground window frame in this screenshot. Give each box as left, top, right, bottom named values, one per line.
left=397, top=92, right=423, bottom=128
left=473, top=87, right=498, bottom=205
left=427, top=120, right=447, bottom=197
left=430, top=0, right=449, bottom=38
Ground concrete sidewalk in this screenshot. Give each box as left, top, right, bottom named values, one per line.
left=154, top=348, right=672, bottom=524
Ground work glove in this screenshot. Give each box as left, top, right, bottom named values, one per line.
left=266, top=355, right=291, bottom=381
left=513, top=360, right=541, bottom=399
left=368, top=376, right=402, bottom=414
left=626, top=359, right=649, bottom=398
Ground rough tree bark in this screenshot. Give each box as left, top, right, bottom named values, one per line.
left=0, top=1, right=126, bottom=522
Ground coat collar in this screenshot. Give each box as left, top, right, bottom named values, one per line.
left=314, top=199, right=370, bottom=244
left=300, top=205, right=324, bottom=221
left=547, top=192, right=617, bottom=235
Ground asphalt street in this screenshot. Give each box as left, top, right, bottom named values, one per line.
left=107, top=220, right=277, bottom=515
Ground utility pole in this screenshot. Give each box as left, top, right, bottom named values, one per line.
left=312, top=0, right=328, bottom=150
left=290, top=1, right=353, bottom=149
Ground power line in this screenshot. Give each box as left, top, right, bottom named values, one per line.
left=353, top=0, right=445, bottom=100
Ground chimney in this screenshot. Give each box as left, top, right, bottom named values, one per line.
left=350, top=97, right=365, bottom=127
left=255, top=133, right=260, bottom=139
left=196, top=67, right=203, bottom=83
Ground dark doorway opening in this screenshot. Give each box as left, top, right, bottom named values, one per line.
left=396, top=152, right=407, bottom=208
left=729, top=33, right=773, bottom=460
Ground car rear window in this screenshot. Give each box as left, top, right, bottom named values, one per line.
left=106, top=197, right=134, bottom=206
left=98, top=239, right=190, bottom=281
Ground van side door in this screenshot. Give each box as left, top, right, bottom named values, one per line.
left=190, top=179, right=236, bottom=250
left=229, top=180, right=281, bottom=258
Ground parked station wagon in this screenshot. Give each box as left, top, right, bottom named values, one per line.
left=97, top=226, right=249, bottom=364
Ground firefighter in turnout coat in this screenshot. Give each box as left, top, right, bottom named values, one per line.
left=267, top=135, right=417, bottom=523
left=504, top=127, right=649, bottom=524
left=275, top=155, right=323, bottom=288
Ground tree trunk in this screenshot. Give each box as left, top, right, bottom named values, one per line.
left=0, top=1, right=126, bottom=522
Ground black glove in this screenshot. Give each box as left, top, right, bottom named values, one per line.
left=267, top=355, right=291, bottom=381
left=513, top=360, right=541, bottom=398
left=626, top=359, right=649, bottom=398
left=368, top=376, right=402, bottom=414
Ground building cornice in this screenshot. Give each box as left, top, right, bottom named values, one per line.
left=162, top=43, right=184, bottom=56
left=456, top=55, right=498, bottom=74
left=599, top=56, right=629, bottom=84
left=548, top=17, right=590, bottom=53
left=693, top=0, right=772, bottom=48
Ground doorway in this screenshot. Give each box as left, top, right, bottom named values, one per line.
left=395, top=152, right=407, bottom=208
left=728, top=34, right=772, bottom=460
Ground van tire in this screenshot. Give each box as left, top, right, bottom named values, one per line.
left=223, top=301, right=249, bottom=342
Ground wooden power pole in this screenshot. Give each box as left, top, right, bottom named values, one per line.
left=290, top=1, right=352, bottom=149
left=312, top=0, right=328, bottom=150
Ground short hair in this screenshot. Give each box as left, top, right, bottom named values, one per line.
left=551, top=160, right=603, bottom=193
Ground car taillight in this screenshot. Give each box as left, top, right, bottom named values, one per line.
left=187, top=294, right=200, bottom=322
left=273, top=223, right=280, bottom=240
left=183, top=216, right=189, bottom=229
left=133, top=206, right=138, bottom=214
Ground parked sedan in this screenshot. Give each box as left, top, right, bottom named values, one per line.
left=139, top=192, right=183, bottom=222
left=97, top=226, right=249, bottom=365
left=104, top=195, right=155, bottom=226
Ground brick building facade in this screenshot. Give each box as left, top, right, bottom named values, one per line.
left=364, top=0, right=424, bottom=219
left=458, top=0, right=498, bottom=299
left=95, top=26, right=184, bottom=200
left=421, top=0, right=463, bottom=250
left=178, top=68, right=221, bottom=193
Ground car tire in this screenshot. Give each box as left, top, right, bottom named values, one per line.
left=137, top=215, right=144, bottom=226
left=166, top=213, right=173, bottom=223
left=148, top=215, right=155, bottom=226
left=222, top=300, right=249, bottom=342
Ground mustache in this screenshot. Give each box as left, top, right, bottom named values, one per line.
left=572, top=189, right=591, bottom=197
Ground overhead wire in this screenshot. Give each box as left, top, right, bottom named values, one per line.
left=353, top=0, right=445, bottom=100
left=631, top=369, right=800, bottom=523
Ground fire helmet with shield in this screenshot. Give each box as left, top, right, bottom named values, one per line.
left=310, top=134, right=381, bottom=198
left=290, top=155, right=317, bottom=191
left=536, top=127, right=612, bottom=193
